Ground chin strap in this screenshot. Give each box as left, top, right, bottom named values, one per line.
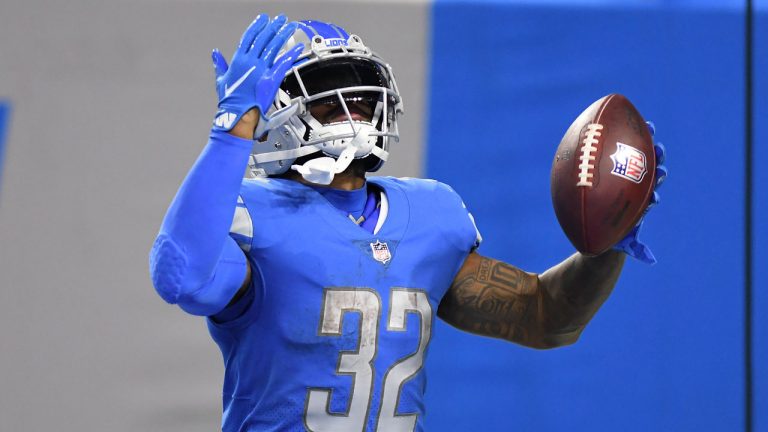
left=291, top=146, right=357, bottom=185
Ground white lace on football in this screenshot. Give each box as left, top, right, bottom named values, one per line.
left=577, top=123, right=603, bottom=187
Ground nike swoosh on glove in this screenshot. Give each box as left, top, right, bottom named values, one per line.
left=613, top=121, right=668, bottom=264
left=211, top=14, right=304, bottom=132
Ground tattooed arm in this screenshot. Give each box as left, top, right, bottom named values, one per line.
left=437, top=251, right=626, bottom=349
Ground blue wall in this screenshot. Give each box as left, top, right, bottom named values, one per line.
left=754, top=1, right=767, bottom=430
left=0, top=102, right=10, bottom=195
left=425, top=2, right=762, bottom=430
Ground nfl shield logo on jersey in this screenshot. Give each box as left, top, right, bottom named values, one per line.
left=610, top=142, right=647, bottom=183
left=370, top=240, right=391, bottom=264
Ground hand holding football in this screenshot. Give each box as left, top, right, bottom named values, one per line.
left=550, top=94, right=656, bottom=255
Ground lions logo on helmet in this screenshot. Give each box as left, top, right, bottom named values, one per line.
left=248, top=20, right=404, bottom=185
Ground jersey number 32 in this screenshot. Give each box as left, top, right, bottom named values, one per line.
left=304, top=288, right=431, bottom=432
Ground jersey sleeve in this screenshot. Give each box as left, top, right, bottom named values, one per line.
left=455, top=188, right=483, bottom=251
left=230, top=194, right=254, bottom=252
left=208, top=190, right=262, bottom=325
left=423, top=179, right=482, bottom=253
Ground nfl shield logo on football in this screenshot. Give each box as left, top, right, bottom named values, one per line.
left=370, top=240, right=391, bottom=264
left=610, top=142, right=647, bottom=183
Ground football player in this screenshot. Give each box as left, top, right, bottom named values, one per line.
left=149, top=14, right=666, bottom=432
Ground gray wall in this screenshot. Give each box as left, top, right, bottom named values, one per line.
left=0, top=1, right=428, bottom=430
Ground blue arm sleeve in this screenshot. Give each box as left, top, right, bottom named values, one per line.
left=149, top=129, right=253, bottom=316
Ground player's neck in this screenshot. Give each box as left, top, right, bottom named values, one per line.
left=328, top=172, right=366, bottom=190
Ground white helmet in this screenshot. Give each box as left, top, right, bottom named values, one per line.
left=249, top=20, right=404, bottom=185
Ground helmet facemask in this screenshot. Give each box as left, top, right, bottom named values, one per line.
left=247, top=28, right=403, bottom=185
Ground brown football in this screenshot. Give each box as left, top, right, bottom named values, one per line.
left=551, top=94, right=656, bottom=255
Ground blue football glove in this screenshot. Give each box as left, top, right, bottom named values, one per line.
left=211, top=14, right=304, bottom=132
left=613, top=121, right=668, bottom=264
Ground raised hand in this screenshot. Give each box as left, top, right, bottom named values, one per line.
left=211, top=14, right=304, bottom=133
left=612, top=121, right=668, bottom=264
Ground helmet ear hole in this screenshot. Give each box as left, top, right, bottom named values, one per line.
left=299, top=118, right=312, bottom=141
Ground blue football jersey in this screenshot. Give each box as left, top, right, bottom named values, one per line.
left=208, top=176, right=481, bottom=432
